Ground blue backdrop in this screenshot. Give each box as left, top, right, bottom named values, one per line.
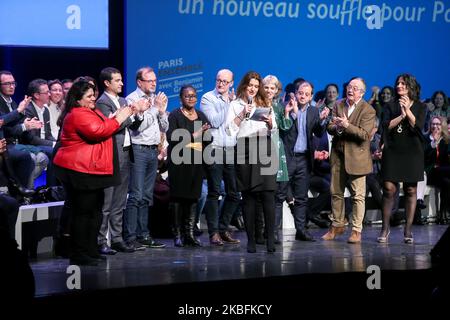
left=126, top=0, right=450, bottom=109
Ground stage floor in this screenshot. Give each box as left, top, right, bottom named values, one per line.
left=31, top=224, right=447, bottom=298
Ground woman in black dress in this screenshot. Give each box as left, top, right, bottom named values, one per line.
left=167, top=85, right=210, bottom=247
left=378, top=74, right=425, bottom=244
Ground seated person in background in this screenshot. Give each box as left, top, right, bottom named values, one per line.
left=0, top=137, right=20, bottom=239
left=24, top=79, right=57, bottom=186
left=307, top=132, right=332, bottom=228
left=425, top=116, right=450, bottom=224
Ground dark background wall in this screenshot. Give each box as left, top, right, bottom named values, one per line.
left=0, top=0, right=124, bottom=101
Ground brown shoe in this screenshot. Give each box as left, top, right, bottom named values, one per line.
left=220, top=231, right=240, bottom=244
left=347, top=230, right=361, bottom=243
left=321, top=226, right=346, bottom=240
left=209, top=233, right=224, bottom=246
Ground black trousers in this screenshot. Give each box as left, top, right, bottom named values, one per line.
left=63, top=183, right=104, bottom=260
left=0, top=193, right=20, bottom=239
left=242, top=191, right=275, bottom=247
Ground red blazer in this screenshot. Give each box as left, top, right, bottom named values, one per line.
left=53, top=107, right=120, bottom=175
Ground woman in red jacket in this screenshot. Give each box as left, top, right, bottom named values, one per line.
left=53, top=80, right=132, bottom=265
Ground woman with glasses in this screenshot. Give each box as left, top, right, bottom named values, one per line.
left=167, top=85, right=210, bottom=247
left=378, top=74, right=426, bottom=244
left=425, top=116, right=450, bottom=224
left=225, top=71, right=278, bottom=253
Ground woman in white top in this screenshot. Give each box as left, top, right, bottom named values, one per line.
left=225, top=71, right=278, bottom=253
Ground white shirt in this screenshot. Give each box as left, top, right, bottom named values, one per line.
left=31, top=101, right=47, bottom=139
left=104, top=91, right=131, bottom=147
left=126, top=87, right=169, bottom=146
left=225, top=98, right=277, bottom=139
left=346, top=97, right=362, bottom=117
left=47, top=101, right=61, bottom=140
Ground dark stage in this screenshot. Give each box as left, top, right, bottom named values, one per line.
left=26, top=224, right=449, bottom=317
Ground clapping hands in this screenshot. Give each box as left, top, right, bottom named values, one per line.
left=154, top=92, right=168, bottom=115
left=314, top=150, right=329, bottom=160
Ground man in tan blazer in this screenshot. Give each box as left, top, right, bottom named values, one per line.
left=322, top=77, right=376, bottom=243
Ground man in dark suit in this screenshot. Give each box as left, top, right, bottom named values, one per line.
left=96, top=67, right=144, bottom=254
left=279, top=81, right=329, bottom=241
left=0, top=70, right=40, bottom=188
left=24, top=79, right=57, bottom=186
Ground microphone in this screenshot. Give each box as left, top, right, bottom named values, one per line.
left=245, top=96, right=253, bottom=119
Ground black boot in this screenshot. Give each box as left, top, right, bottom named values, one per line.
left=54, top=234, right=71, bottom=258
left=170, top=202, right=184, bottom=247
left=255, top=210, right=265, bottom=244
left=413, top=206, right=426, bottom=225
left=183, top=202, right=201, bottom=247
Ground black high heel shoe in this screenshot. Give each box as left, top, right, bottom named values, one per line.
left=247, top=241, right=256, bottom=253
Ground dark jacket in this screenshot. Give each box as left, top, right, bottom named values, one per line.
left=280, top=105, right=326, bottom=171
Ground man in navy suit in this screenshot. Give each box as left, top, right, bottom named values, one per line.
left=278, top=81, right=329, bottom=241
left=0, top=70, right=41, bottom=188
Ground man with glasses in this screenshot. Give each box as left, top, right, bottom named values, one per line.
left=322, top=77, right=376, bottom=243
left=124, top=66, right=168, bottom=249
left=200, top=69, right=241, bottom=246
left=0, top=71, right=35, bottom=189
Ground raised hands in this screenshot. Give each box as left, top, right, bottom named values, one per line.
left=229, top=88, right=236, bottom=101
left=286, top=92, right=298, bottom=115
left=114, top=106, right=134, bottom=124
left=333, top=112, right=349, bottom=130
left=131, top=98, right=151, bottom=113
left=192, top=123, right=211, bottom=139
left=17, top=95, right=32, bottom=113
left=315, top=98, right=325, bottom=109
left=319, top=106, right=330, bottom=120
left=154, top=92, right=168, bottom=115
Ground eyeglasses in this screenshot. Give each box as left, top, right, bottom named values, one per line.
left=216, top=79, right=231, bottom=85
left=183, top=95, right=197, bottom=100
left=0, top=81, right=17, bottom=87
left=140, top=78, right=156, bottom=84
left=38, top=91, right=50, bottom=95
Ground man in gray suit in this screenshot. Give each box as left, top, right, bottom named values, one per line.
left=96, top=67, right=144, bottom=254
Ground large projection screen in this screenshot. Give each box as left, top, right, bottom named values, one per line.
left=0, top=0, right=109, bottom=49
left=126, top=0, right=450, bottom=109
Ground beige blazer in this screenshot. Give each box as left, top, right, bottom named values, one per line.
left=327, top=99, right=376, bottom=175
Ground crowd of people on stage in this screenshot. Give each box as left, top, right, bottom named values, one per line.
left=1, top=66, right=450, bottom=264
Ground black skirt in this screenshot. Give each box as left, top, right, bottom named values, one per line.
left=235, top=136, right=277, bottom=192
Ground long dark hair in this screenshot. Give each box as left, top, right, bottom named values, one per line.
left=57, top=80, right=95, bottom=127
left=236, top=71, right=270, bottom=107
left=395, top=73, right=421, bottom=102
